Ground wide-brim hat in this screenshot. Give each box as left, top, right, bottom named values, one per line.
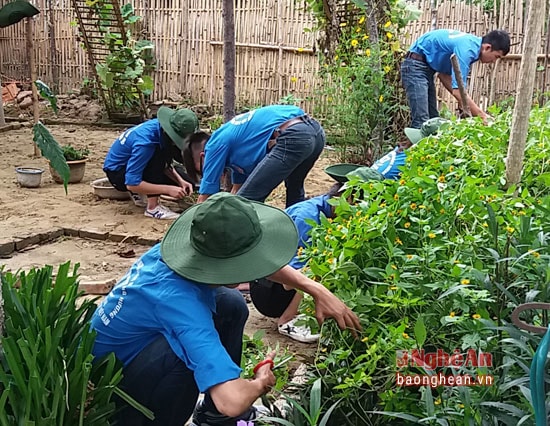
left=324, top=163, right=362, bottom=183
left=405, top=117, right=451, bottom=145
left=0, top=0, right=40, bottom=28
left=161, top=192, right=298, bottom=285
left=157, top=106, right=199, bottom=150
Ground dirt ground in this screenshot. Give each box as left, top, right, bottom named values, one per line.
left=0, top=123, right=337, bottom=356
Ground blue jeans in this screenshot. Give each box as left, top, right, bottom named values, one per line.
left=113, top=287, right=249, bottom=426
left=237, top=116, right=326, bottom=208
left=400, top=58, right=439, bottom=129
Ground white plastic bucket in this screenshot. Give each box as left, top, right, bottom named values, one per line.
left=15, top=167, right=44, bottom=188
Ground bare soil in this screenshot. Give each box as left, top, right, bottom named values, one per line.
left=0, top=123, right=337, bottom=356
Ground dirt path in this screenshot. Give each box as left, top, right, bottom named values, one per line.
left=0, top=123, right=337, bottom=357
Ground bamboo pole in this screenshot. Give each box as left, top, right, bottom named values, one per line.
left=222, top=0, right=235, bottom=121
left=0, top=77, right=5, bottom=127
left=450, top=54, right=471, bottom=117
left=26, top=17, right=40, bottom=157
left=506, top=0, right=546, bottom=189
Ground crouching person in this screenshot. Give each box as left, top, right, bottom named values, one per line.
left=90, top=192, right=361, bottom=426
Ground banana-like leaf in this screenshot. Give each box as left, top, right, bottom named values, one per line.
left=32, top=122, right=70, bottom=193
left=34, top=80, right=58, bottom=114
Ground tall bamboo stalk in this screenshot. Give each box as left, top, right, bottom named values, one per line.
left=26, top=17, right=40, bottom=157
left=222, top=0, right=235, bottom=121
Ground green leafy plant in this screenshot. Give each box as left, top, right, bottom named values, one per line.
left=62, top=144, right=90, bottom=161
left=0, top=263, right=121, bottom=424
left=260, top=378, right=341, bottom=426
left=297, top=107, right=550, bottom=424
left=33, top=80, right=70, bottom=192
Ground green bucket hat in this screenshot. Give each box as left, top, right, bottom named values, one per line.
left=346, top=167, right=384, bottom=182
left=404, top=117, right=451, bottom=145
left=324, top=163, right=362, bottom=183
left=161, top=192, right=298, bottom=285
left=0, top=0, right=40, bottom=28
left=157, top=106, right=199, bottom=150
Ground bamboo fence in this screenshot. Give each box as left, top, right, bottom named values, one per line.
left=0, top=0, right=549, bottom=112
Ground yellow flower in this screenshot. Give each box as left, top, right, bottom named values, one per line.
left=290, top=76, right=298, bottom=83
left=450, top=311, right=456, bottom=317
left=399, top=179, right=406, bottom=185
left=361, top=336, right=369, bottom=342
left=384, top=21, right=391, bottom=28
left=518, top=210, right=526, bottom=216
left=406, top=254, right=413, bottom=259
left=297, top=247, right=303, bottom=256
left=419, top=205, right=426, bottom=209
left=337, top=225, right=342, bottom=231
left=321, top=347, right=327, bottom=352
left=461, top=278, right=470, bottom=285
left=390, top=286, right=398, bottom=290
left=356, top=210, right=362, bottom=216
left=383, top=65, right=391, bottom=73
left=380, top=202, right=386, bottom=208
left=440, top=208, right=445, bottom=214
left=365, top=48, right=371, bottom=57
left=449, top=165, right=455, bottom=172
left=404, top=222, right=411, bottom=228
left=506, top=226, right=515, bottom=233
left=334, top=55, right=339, bottom=61
left=351, top=39, right=359, bottom=48
left=379, top=95, right=384, bottom=102
left=418, top=188, right=423, bottom=193
left=356, top=27, right=361, bottom=33
left=529, top=250, right=541, bottom=258
left=402, top=332, right=409, bottom=339
left=438, top=175, right=446, bottom=183
left=395, top=237, right=403, bottom=245
left=428, top=233, right=436, bottom=239
left=434, top=398, right=441, bottom=405
left=394, top=194, right=399, bottom=200
left=391, top=264, right=397, bottom=270
left=410, top=203, right=417, bottom=210
left=386, top=32, right=393, bottom=39
left=472, top=314, right=481, bottom=319
left=339, top=22, right=347, bottom=27
left=324, top=236, right=329, bottom=241
left=362, top=35, right=369, bottom=40
left=482, top=222, right=488, bottom=227
left=358, top=16, right=365, bottom=24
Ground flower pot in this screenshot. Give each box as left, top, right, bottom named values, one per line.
left=90, top=177, right=131, bottom=200
left=15, top=167, right=44, bottom=188
left=49, top=159, right=87, bottom=184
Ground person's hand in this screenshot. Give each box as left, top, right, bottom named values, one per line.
left=180, top=180, right=193, bottom=196
left=253, top=350, right=276, bottom=393
left=313, top=286, right=362, bottom=338
left=166, top=186, right=187, bottom=199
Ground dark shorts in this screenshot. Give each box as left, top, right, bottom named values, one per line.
left=249, top=278, right=296, bottom=318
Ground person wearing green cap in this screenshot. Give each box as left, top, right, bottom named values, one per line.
left=401, top=29, right=510, bottom=128
left=103, top=106, right=201, bottom=219
left=91, top=192, right=361, bottom=425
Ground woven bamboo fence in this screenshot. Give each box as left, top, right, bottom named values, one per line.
left=0, top=0, right=548, bottom=112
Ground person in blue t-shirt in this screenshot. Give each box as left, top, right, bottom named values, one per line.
left=401, top=29, right=510, bottom=128
left=249, top=183, right=343, bottom=343
left=182, top=105, right=326, bottom=208
left=91, top=192, right=361, bottom=426
left=103, top=107, right=203, bottom=220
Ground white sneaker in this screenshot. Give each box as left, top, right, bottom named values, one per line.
left=129, top=192, right=147, bottom=208
left=144, top=204, right=180, bottom=220
left=278, top=315, right=320, bottom=343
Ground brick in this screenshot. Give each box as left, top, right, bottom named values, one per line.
left=136, top=237, right=160, bottom=246
left=0, top=240, right=15, bottom=257
left=108, top=233, right=137, bottom=243
left=78, top=279, right=116, bottom=295
left=63, top=228, right=80, bottom=237
left=38, top=228, right=64, bottom=243
left=79, top=229, right=109, bottom=241
left=14, top=234, right=41, bottom=251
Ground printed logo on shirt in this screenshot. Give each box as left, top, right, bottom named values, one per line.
left=448, top=30, right=467, bottom=39
left=117, top=123, right=141, bottom=145
left=97, top=259, right=144, bottom=326
left=230, top=109, right=256, bottom=126
left=372, top=150, right=397, bottom=178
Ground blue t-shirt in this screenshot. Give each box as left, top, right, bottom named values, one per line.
left=90, top=244, right=241, bottom=393
left=199, top=105, right=306, bottom=195
left=371, top=147, right=407, bottom=180
left=285, top=195, right=332, bottom=269
left=409, top=29, right=481, bottom=89
left=103, top=119, right=164, bottom=186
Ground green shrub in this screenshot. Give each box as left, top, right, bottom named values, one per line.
left=0, top=263, right=122, bottom=425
